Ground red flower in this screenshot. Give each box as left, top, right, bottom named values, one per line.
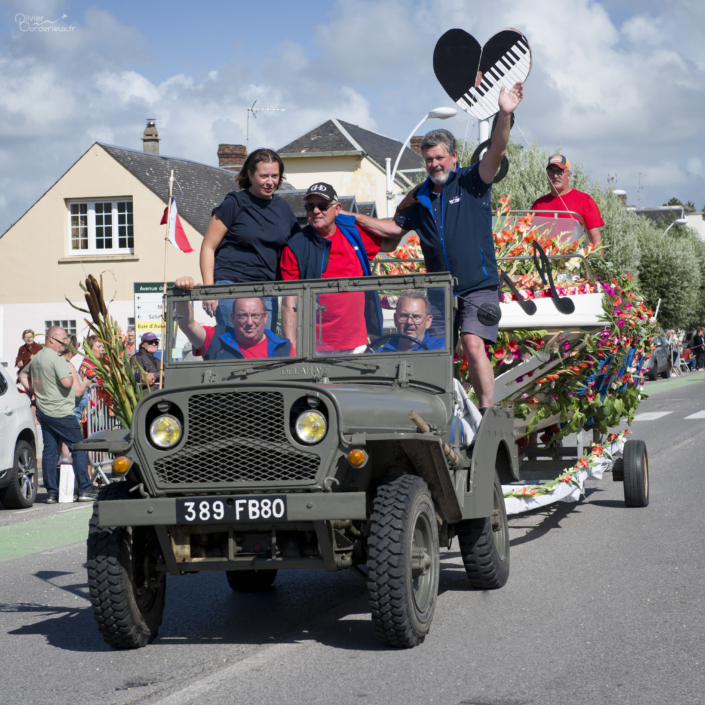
left=578, top=457, right=589, bottom=468
left=586, top=389, right=596, bottom=401
left=493, top=347, right=506, bottom=359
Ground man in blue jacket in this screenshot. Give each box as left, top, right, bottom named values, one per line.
left=352, top=82, right=524, bottom=412
left=173, top=280, right=292, bottom=360
left=379, top=292, right=445, bottom=352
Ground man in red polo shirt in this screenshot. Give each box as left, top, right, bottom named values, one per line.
left=172, top=279, right=293, bottom=360
left=280, top=183, right=401, bottom=354
left=531, top=154, right=604, bottom=248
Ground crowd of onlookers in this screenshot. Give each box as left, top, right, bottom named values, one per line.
left=665, top=327, right=705, bottom=374
left=13, top=325, right=161, bottom=503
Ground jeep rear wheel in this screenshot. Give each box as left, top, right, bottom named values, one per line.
left=367, top=475, right=439, bottom=648
left=86, top=482, right=166, bottom=649
left=226, top=570, right=277, bottom=591
left=457, top=471, right=510, bottom=589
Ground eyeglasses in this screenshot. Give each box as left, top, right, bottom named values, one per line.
left=397, top=313, right=426, bottom=323
left=235, top=313, right=266, bottom=322
left=305, top=201, right=332, bottom=212
left=144, top=340, right=160, bottom=347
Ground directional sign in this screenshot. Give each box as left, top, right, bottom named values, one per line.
left=134, top=282, right=172, bottom=334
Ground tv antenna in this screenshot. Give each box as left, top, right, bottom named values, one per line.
left=607, top=173, right=617, bottom=189
left=637, top=172, right=657, bottom=209
left=246, top=100, right=285, bottom=153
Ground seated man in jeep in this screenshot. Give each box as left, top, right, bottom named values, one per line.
left=380, top=292, right=445, bottom=352
left=173, top=276, right=293, bottom=360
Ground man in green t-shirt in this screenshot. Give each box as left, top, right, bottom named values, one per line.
left=19, top=326, right=95, bottom=503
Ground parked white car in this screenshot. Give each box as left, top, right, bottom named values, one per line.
left=0, top=365, right=38, bottom=508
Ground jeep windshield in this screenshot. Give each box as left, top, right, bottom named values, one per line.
left=164, top=273, right=453, bottom=389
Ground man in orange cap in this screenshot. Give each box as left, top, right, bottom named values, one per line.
left=531, top=154, right=604, bottom=248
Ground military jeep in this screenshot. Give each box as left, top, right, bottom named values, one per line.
left=80, top=273, right=519, bottom=650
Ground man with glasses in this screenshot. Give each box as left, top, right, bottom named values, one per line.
left=171, top=281, right=293, bottom=360
left=380, top=292, right=445, bottom=352
left=530, top=154, right=603, bottom=248
left=280, top=182, right=402, bottom=354
left=18, top=326, right=94, bottom=503
left=131, top=332, right=163, bottom=389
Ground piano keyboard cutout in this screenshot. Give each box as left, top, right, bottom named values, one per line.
left=434, top=28, right=532, bottom=122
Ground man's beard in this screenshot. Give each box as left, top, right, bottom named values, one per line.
left=429, top=168, right=449, bottom=185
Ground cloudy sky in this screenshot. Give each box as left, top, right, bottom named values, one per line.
left=1, top=0, right=703, bottom=233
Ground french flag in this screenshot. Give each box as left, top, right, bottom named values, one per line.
left=160, top=197, right=193, bottom=253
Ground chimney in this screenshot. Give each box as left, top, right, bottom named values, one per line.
left=410, top=136, right=424, bottom=156
left=142, top=119, right=160, bottom=155
left=613, top=189, right=627, bottom=208
left=218, top=144, right=247, bottom=172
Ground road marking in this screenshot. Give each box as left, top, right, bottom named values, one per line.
left=632, top=412, right=673, bottom=421
left=57, top=504, right=93, bottom=513
left=684, top=411, right=705, bottom=419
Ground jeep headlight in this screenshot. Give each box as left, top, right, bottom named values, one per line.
left=295, top=410, right=327, bottom=444
left=149, top=414, right=182, bottom=448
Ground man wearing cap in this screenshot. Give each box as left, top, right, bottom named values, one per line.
left=531, top=154, right=604, bottom=248
left=279, top=183, right=402, bottom=354
left=170, top=282, right=293, bottom=361
left=131, top=333, right=162, bottom=389
left=348, top=82, right=524, bottom=412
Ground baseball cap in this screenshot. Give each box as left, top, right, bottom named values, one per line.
left=305, top=182, right=338, bottom=202
left=547, top=154, right=571, bottom=170
left=141, top=332, right=158, bottom=343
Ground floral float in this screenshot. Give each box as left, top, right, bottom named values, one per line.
left=381, top=197, right=659, bottom=444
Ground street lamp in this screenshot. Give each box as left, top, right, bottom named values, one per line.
left=386, top=107, right=458, bottom=217
left=662, top=217, right=688, bottom=237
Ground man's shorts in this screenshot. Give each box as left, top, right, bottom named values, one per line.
left=454, top=287, right=499, bottom=347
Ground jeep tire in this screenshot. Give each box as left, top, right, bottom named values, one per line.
left=457, top=471, right=510, bottom=589
left=367, top=475, right=439, bottom=648
left=87, top=482, right=166, bottom=649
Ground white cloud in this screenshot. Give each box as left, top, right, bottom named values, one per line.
left=0, top=0, right=704, bottom=232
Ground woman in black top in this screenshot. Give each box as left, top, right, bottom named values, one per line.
left=200, top=148, right=300, bottom=329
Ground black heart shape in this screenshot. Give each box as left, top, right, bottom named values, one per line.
left=434, top=27, right=532, bottom=121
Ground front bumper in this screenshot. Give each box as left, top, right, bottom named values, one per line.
left=98, top=491, right=367, bottom=527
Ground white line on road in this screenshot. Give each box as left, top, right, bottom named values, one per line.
left=633, top=412, right=673, bottom=421
left=684, top=411, right=705, bottom=419
left=57, top=504, right=93, bottom=514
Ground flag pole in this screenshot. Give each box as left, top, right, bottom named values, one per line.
left=159, top=170, right=174, bottom=390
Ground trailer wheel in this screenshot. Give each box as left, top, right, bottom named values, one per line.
left=367, top=475, right=439, bottom=648
left=226, top=570, right=277, bottom=591
left=456, top=471, right=510, bottom=589
left=87, top=482, right=166, bottom=649
left=623, top=439, right=649, bottom=507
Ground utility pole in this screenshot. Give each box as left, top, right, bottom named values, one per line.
left=246, top=101, right=285, bottom=153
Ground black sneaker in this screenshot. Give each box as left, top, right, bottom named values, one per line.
left=77, top=490, right=99, bottom=503
left=46, top=494, right=58, bottom=504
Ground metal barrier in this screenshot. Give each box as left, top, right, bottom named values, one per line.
left=85, top=387, right=122, bottom=484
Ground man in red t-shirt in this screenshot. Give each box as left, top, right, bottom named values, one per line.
left=531, top=154, right=604, bottom=248
left=173, top=277, right=293, bottom=360
left=280, top=182, right=402, bottom=354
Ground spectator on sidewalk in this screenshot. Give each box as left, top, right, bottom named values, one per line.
left=15, top=329, right=43, bottom=377
left=131, top=332, right=162, bottom=390
left=18, top=326, right=95, bottom=504
left=692, top=327, right=705, bottom=371
left=125, top=328, right=136, bottom=356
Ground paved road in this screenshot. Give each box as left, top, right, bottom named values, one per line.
left=2, top=374, right=704, bottom=705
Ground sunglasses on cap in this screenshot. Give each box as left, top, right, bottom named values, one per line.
left=304, top=201, right=335, bottom=212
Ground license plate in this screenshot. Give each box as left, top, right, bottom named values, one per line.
left=175, top=495, right=287, bottom=524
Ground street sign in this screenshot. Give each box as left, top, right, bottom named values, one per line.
left=134, top=282, right=173, bottom=334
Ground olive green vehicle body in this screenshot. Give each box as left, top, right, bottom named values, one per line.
left=79, top=273, right=519, bottom=576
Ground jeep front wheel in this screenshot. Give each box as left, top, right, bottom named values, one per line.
left=367, top=475, right=439, bottom=648
left=86, top=483, right=166, bottom=649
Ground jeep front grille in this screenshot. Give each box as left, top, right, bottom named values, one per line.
left=153, top=391, right=320, bottom=486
